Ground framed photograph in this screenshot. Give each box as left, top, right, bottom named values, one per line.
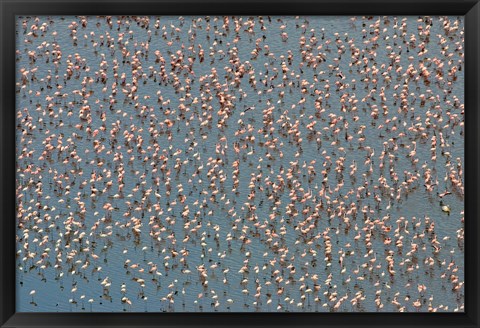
left=1, top=0, right=478, bottom=327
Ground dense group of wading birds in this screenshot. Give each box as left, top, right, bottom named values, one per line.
left=16, top=15, right=464, bottom=312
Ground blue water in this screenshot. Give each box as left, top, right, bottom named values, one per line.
left=16, top=15, right=464, bottom=312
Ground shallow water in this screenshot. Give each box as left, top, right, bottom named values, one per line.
left=16, top=15, right=464, bottom=312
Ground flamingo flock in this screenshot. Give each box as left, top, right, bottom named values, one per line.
left=16, top=15, right=464, bottom=312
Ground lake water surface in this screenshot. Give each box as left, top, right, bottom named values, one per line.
left=16, top=15, right=464, bottom=312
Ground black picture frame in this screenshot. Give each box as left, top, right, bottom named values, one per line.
left=1, top=0, right=478, bottom=327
